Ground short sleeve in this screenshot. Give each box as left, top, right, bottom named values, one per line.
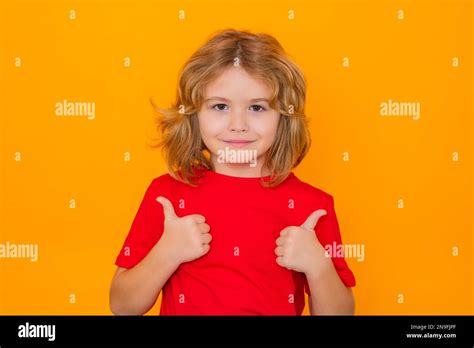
left=114, top=178, right=165, bottom=269
left=304, top=194, right=356, bottom=295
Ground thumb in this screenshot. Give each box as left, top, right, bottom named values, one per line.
left=301, top=209, right=327, bottom=230
left=156, top=196, right=178, bottom=221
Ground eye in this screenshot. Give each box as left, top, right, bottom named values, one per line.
left=250, top=105, right=266, bottom=112
left=212, top=103, right=229, bottom=111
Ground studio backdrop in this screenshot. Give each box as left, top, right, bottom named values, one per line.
left=0, top=0, right=472, bottom=315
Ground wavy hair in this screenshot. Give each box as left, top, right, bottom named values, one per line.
left=149, top=29, right=311, bottom=187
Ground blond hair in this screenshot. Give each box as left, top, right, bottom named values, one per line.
left=149, top=29, right=311, bottom=187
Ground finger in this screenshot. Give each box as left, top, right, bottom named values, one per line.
left=156, top=196, right=178, bottom=221
left=276, top=256, right=285, bottom=268
left=274, top=246, right=284, bottom=256
left=275, top=236, right=286, bottom=246
left=280, top=229, right=289, bottom=237
left=201, top=244, right=210, bottom=255
left=201, top=233, right=212, bottom=244
left=301, top=209, right=327, bottom=230
left=187, top=214, right=206, bottom=224
left=276, top=256, right=292, bottom=270
left=198, top=223, right=210, bottom=233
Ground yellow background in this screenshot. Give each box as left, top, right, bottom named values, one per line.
left=0, top=0, right=472, bottom=315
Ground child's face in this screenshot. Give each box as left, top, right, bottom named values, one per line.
left=197, top=66, right=280, bottom=174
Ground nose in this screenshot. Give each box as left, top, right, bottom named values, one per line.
left=228, top=109, right=249, bottom=133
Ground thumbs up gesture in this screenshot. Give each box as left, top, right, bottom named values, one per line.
left=156, top=196, right=212, bottom=267
left=275, top=209, right=330, bottom=275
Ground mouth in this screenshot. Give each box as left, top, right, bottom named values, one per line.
left=221, top=139, right=256, bottom=148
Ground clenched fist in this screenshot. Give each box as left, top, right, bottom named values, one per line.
left=275, top=209, right=330, bottom=276
left=156, top=196, right=212, bottom=267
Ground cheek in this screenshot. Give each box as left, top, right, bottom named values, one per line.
left=197, top=113, right=228, bottom=154
left=198, top=112, right=224, bottom=138
left=254, top=113, right=280, bottom=144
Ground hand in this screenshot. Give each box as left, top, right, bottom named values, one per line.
left=275, top=209, right=330, bottom=275
left=155, top=196, right=212, bottom=266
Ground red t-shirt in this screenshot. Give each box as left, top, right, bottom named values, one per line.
left=115, top=169, right=356, bottom=315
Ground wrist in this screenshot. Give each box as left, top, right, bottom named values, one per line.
left=304, top=255, right=335, bottom=281
left=154, top=239, right=181, bottom=271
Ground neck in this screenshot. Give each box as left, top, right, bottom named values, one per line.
left=211, top=154, right=270, bottom=178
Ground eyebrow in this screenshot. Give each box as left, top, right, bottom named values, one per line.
left=205, top=96, right=270, bottom=103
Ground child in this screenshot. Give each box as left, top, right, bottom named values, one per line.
left=109, top=29, right=355, bottom=316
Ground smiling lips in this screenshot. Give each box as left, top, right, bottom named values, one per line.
left=222, top=139, right=255, bottom=148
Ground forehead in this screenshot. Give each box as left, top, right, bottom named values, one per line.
left=204, top=67, right=272, bottom=101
